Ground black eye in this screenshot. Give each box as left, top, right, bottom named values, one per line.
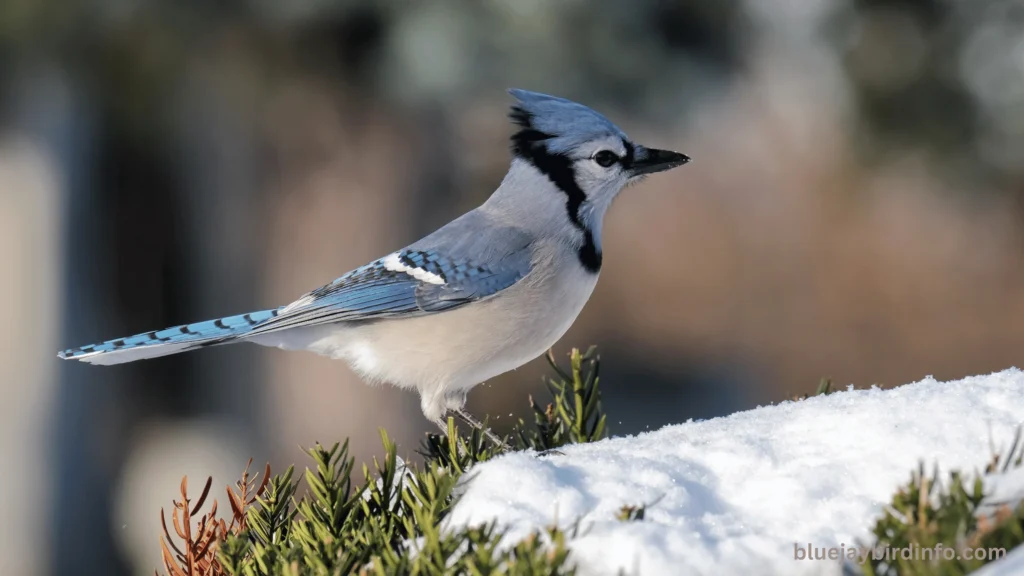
left=594, top=150, right=619, bottom=168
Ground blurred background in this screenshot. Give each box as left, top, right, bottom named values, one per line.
left=2, top=0, right=1023, bottom=573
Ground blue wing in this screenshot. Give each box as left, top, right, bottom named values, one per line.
left=246, top=247, right=532, bottom=335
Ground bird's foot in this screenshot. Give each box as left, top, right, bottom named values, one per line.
left=454, top=408, right=513, bottom=452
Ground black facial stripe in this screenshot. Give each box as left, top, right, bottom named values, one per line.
left=578, top=230, right=602, bottom=272
left=510, top=109, right=602, bottom=273
left=622, top=140, right=635, bottom=168
left=509, top=106, right=534, bottom=129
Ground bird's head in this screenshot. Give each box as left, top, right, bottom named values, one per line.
left=507, top=88, right=689, bottom=211
left=484, top=89, right=689, bottom=273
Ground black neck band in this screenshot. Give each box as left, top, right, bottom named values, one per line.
left=510, top=120, right=602, bottom=273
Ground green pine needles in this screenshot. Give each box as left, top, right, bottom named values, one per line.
left=158, top=348, right=604, bottom=576
left=515, top=347, right=607, bottom=451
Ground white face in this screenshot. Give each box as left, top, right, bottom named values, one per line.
left=570, top=135, right=631, bottom=192
left=569, top=135, right=633, bottom=233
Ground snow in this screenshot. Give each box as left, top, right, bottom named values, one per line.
left=974, top=545, right=1024, bottom=576
left=446, top=369, right=1024, bottom=575
left=979, top=465, right=1024, bottom=518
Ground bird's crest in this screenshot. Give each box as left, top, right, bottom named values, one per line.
left=508, top=89, right=628, bottom=157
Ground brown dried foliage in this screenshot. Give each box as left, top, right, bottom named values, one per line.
left=157, top=459, right=271, bottom=576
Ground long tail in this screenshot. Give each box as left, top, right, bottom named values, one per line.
left=58, top=309, right=281, bottom=365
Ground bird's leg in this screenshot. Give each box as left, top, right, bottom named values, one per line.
left=430, top=416, right=472, bottom=459
left=455, top=408, right=512, bottom=452
left=432, top=389, right=512, bottom=451
left=432, top=418, right=451, bottom=437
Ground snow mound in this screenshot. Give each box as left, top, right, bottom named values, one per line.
left=446, top=369, right=1024, bottom=575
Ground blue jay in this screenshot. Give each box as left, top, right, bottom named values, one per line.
left=59, top=89, right=690, bottom=444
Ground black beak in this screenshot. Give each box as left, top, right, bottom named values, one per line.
left=627, top=146, right=691, bottom=177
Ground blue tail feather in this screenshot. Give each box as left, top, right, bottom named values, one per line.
left=58, top=308, right=280, bottom=364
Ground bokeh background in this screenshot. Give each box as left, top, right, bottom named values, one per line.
left=2, top=0, right=1023, bottom=573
